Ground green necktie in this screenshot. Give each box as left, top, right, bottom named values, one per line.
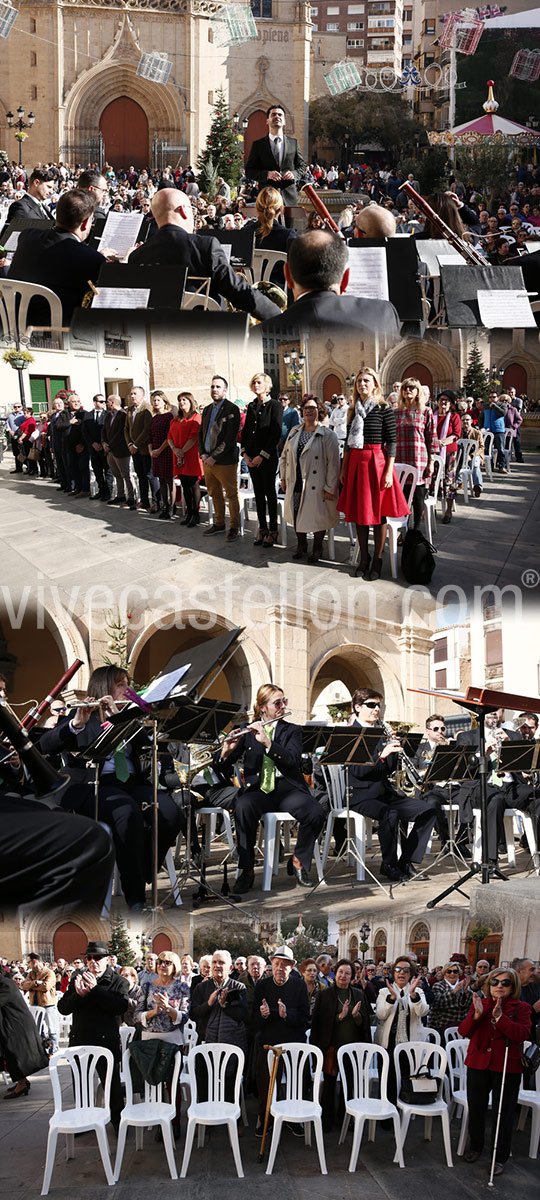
left=260, top=725, right=275, bottom=794
left=114, top=743, right=130, bottom=783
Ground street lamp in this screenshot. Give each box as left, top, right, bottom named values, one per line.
left=6, top=105, right=35, bottom=166
left=283, top=348, right=305, bottom=408
left=358, top=921, right=371, bottom=961
left=232, top=111, right=249, bottom=134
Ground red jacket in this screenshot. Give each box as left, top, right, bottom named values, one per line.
left=458, top=995, right=531, bottom=1074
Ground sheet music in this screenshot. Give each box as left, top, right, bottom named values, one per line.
left=347, top=247, right=389, bottom=301
left=3, top=231, right=20, bottom=251
left=477, top=289, right=536, bottom=329
left=140, top=665, right=191, bottom=703
left=91, top=287, right=150, bottom=309
left=417, top=239, right=462, bottom=276
left=98, top=211, right=144, bottom=256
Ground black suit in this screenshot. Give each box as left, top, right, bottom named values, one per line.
left=8, top=227, right=105, bottom=324
left=128, top=223, right=280, bottom=320
left=261, top=289, right=401, bottom=336
left=246, top=134, right=306, bottom=206
left=0, top=192, right=53, bottom=240
left=347, top=728, right=437, bottom=871
left=218, top=720, right=325, bottom=873
left=455, top=727, right=523, bottom=861
left=40, top=713, right=183, bottom=908
left=58, top=966, right=129, bottom=1127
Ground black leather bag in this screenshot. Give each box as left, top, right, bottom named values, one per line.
left=399, top=1065, right=438, bottom=1104
left=521, top=1042, right=540, bottom=1077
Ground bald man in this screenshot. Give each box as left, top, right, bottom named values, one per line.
left=353, top=202, right=396, bottom=239
left=128, top=188, right=280, bottom=321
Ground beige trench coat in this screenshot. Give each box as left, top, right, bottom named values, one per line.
left=279, top=424, right=340, bottom=533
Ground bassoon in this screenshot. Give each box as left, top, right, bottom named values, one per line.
left=399, top=181, right=485, bottom=266
left=21, top=659, right=83, bottom=730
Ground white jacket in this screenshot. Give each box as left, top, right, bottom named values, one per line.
left=374, top=983, right=429, bottom=1048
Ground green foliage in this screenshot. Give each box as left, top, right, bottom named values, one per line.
left=196, top=88, right=244, bottom=190
left=463, top=342, right=491, bottom=400
left=193, top=921, right=267, bottom=962
left=102, top=609, right=129, bottom=669
left=416, top=146, right=448, bottom=196
left=469, top=923, right=492, bottom=947
left=282, top=926, right=330, bottom=964
left=455, top=29, right=540, bottom=127
left=310, top=90, right=426, bottom=160
left=327, top=703, right=352, bottom=723
left=454, top=144, right=512, bottom=205
left=198, top=153, right=218, bottom=198
left=109, top=917, right=136, bottom=966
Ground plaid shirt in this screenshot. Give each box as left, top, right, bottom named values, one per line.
left=395, top=408, right=439, bottom=477
left=426, top=979, right=473, bottom=1033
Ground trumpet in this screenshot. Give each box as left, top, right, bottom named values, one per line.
left=378, top=719, right=423, bottom=790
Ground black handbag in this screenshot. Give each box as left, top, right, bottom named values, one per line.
left=521, top=1042, right=540, bottom=1076
left=399, top=1064, right=438, bottom=1105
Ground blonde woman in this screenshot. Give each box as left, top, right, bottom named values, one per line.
left=241, top=373, right=283, bottom=546
left=338, top=368, right=408, bottom=580
left=253, top=186, right=297, bottom=287
left=395, top=377, right=439, bottom=529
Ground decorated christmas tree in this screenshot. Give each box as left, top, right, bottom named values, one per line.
left=462, top=341, right=492, bottom=400
left=196, top=88, right=244, bottom=191
left=102, top=608, right=129, bottom=669
left=109, top=916, right=136, bottom=966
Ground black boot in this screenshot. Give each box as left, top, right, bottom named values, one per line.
left=292, top=533, right=307, bottom=560
left=308, top=531, right=324, bottom=564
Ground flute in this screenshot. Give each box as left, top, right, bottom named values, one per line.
left=21, top=659, right=83, bottom=730
left=222, top=710, right=292, bottom=744
left=399, top=181, right=485, bottom=267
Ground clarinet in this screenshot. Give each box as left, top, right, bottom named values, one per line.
left=378, top=719, right=423, bottom=788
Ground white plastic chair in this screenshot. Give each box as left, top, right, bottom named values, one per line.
left=516, top=1042, right=540, bottom=1158
left=247, top=248, right=288, bottom=285
left=503, top=429, right=515, bottom=471
left=182, top=279, right=222, bottom=311
left=424, top=454, right=443, bottom=542
left=265, top=1042, right=327, bottom=1175
left=456, top=438, right=477, bottom=505
left=338, top=1042, right=404, bottom=1169
left=479, top=429, right=494, bottom=481
left=443, top=1026, right=462, bottom=1045
left=503, top=808, right=540, bottom=874
left=387, top=463, right=418, bottom=579
left=0, top=277, right=64, bottom=336
left=41, top=1046, right=115, bottom=1195
left=196, top=807, right=236, bottom=860
left=423, top=1028, right=441, bottom=1045
left=180, top=1044, right=245, bottom=1178
left=114, top=1044, right=182, bottom=1180
left=393, top=1041, right=453, bottom=1167
left=179, top=1018, right=199, bottom=1103
left=320, top=763, right=366, bottom=882
left=446, top=1038, right=470, bottom=1156
left=258, top=810, right=323, bottom=892
left=119, top=1025, right=135, bottom=1086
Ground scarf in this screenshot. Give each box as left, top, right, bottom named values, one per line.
left=389, top=981, right=411, bottom=1045
left=438, top=411, right=451, bottom=469
left=347, top=398, right=376, bottom=450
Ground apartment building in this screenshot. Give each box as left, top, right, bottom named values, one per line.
left=309, top=0, right=408, bottom=73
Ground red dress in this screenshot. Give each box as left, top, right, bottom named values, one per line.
left=337, top=402, right=409, bottom=525
left=168, top=413, right=203, bottom=477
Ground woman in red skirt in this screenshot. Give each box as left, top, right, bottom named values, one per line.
left=338, top=367, right=409, bottom=580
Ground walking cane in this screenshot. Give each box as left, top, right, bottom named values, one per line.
left=259, top=1045, right=284, bottom=1161
left=488, top=1041, right=509, bottom=1187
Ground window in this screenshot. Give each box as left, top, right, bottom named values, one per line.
left=485, top=629, right=503, bottom=667
left=326, top=22, right=339, bottom=30
left=433, top=637, right=448, bottom=663
left=30, top=51, right=37, bottom=66
left=347, top=4, right=365, bottom=11
left=369, top=17, right=394, bottom=27
left=347, top=21, right=364, bottom=28
left=30, top=85, right=37, bottom=100
left=404, top=7, right=413, bottom=20
left=403, top=33, right=412, bottom=43
left=310, top=4, right=318, bottom=12
left=347, top=38, right=364, bottom=46
left=435, top=668, right=447, bottom=689
left=251, top=0, right=272, bottom=16
left=326, top=5, right=340, bottom=12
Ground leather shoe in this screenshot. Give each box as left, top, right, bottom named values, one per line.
left=232, top=870, right=255, bottom=895
left=398, top=861, right=430, bottom=881
left=493, top=1163, right=504, bottom=1176
left=3, top=1084, right=29, bottom=1098
left=464, top=1150, right=480, bottom=1163
left=380, top=862, right=403, bottom=883
left=286, top=856, right=310, bottom=887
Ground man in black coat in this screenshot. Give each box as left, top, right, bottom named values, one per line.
left=261, top=229, right=401, bottom=336
left=7, top=189, right=105, bottom=324
left=0, top=973, right=49, bottom=1097
left=216, top=684, right=325, bottom=892
left=252, top=946, right=310, bottom=1131
left=198, top=375, right=241, bottom=540
left=245, top=104, right=306, bottom=213
left=0, top=166, right=56, bottom=238
left=128, top=187, right=280, bottom=320
left=58, top=940, right=129, bottom=1130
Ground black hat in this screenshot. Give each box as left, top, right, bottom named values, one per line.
left=85, top=941, right=109, bottom=960
left=438, top=389, right=456, bottom=404
left=28, top=952, right=40, bottom=961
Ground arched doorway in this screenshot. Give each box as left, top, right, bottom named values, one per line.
left=348, top=935, right=359, bottom=959
left=53, top=922, right=87, bottom=962
left=502, top=363, right=527, bottom=394
left=374, top=928, right=387, bottom=965
left=467, top=926, right=502, bottom=968
left=153, top=933, right=172, bottom=954
left=244, top=109, right=267, bottom=162
left=100, top=98, right=149, bottom=170
left=402, top=362, right=434, bottom=393
left=323, top=373, right=342, bottom=405
left=410, top=920, right=430, bottom=967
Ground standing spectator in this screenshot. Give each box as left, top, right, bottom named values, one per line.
left=436, top=390, right=461, bottom=524
left=279, top=395, right=340, bottom=563
left=82, top=393, right=112, bottom=501
left=426, top=961, right=472, bottom=1036
left=6, top=403, right=25, bottom=473
left=20, top=953, right=59, bottom=1053
left=149, top=390, right=174, bottom=518
left=253, top=947, right=310, bottom=1134
left=103, top=393, right=136, bottom=509
left=241, top=373, right=283, bottom=547
left=395, top=377, right=438, bottom=529
left=0, top=973, right=48, bottom=1099
left=126, top=385, right=156, bottom=511
left=168, top=392, right=203, bottom=527
left=198, top=376, right=241, bottom=541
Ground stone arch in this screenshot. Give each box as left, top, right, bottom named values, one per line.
left=63, top=61, right=185, bottom=154
left=410, top=920, right=430, bottom=966
left=24, top=910, right=108, bottom=958
left=128, top=612, right=270, bottom=713
left=373, top=928, right=387, bottom=963
left=0, top=599, right=89, bottom=704
left=496, top=348, right=539, bottom=398
left=380, top=339, right=459, bottom=398
left=308, top=633, right=405, bottom=720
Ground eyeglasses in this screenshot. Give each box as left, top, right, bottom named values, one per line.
left=363, top=701, right=381, bottom=709
left=445, top=969, right=459, bottom=975
left=158, top=958, right=174, bottom=965
left=491, top=978, right=512, bottom=987
left=85, top=956, right=106, bottom=963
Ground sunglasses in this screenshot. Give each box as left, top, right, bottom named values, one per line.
left=85, top=956, right=106, bottom=962
left=363, top=701, right=381, bottom=709
left=491, top=978, right=512, bottom=987
left=158, top=958, right=174, bottom=965
left=431, top=725, right=445, bottom=732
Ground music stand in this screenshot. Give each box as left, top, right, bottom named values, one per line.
left=94, top=262, right=187, bottom=309
left=497, top=741, right=540, bottom=875
left=79, top=716, right=143, bottom=822
left=420, top=745, right=479, bottom=881
left=199, top=226, right=256, bottom=269
left=302, top=726, right=394, bottom=897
